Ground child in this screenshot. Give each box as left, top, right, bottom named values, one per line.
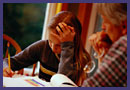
left=3, top=11, right=91, bottom=86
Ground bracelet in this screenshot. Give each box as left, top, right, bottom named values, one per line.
left=84, top=60, right=96, bottom=74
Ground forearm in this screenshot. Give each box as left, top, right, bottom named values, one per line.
left=58, top=41, right=77, bottom=81
left=3, top=55, right=31, bottom=71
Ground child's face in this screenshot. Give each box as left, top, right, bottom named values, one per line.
left=48, top=30, right=61, bottom=54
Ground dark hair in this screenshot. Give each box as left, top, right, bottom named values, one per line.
left=48, top=11, right=91, bottom=85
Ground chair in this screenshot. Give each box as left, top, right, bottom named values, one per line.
left=3, top=34, right=36, bottom=76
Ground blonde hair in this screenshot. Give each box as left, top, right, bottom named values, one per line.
left=96, top=3, right=127, bottom=26
left=47, top=11, right=91, bottom=86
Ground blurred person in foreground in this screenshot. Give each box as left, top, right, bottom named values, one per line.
left=83, top=3, right=127, bottom=87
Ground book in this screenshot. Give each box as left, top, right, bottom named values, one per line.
left=50, top=74, right=77, bottom=87
left=3, top=74, right=77, bottom=87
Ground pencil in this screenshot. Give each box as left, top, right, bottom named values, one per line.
left=7, top=42, right=11, bottom=71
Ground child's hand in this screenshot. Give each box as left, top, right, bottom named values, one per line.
left=3, top=67, right=15, bottom=77
left=50, top=22, right=75, bottom=43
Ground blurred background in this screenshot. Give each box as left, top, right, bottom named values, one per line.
left=3, top=3, right=47, bottom=55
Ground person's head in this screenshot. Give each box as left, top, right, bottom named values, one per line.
left=97, top=3, right=127, bottom=43
left=47, top=11, right=82, bottom=54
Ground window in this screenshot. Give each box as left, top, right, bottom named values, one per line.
left=3, top=3, right=47, bottom=71
left=3, top=3, right=47, bottom=55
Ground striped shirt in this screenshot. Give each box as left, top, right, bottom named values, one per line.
left=82, top=35, right=127, bottom=87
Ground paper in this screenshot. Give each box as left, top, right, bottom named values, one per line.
left=3, top=76, right=51, bottom=87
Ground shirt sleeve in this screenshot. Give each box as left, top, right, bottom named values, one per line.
left=58, top=41, right=77, bottom=82
left=3, top=40, right=45, bottom=71
left=82, top=35, right=127, bottom=87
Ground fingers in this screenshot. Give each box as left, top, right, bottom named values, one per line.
left=68, top=26, right=75, bottom=34
left=61, top=23, right=71, bottom=33
left=56, top=26, right=63, bottom=36
left=3, top=67, right=14, bottom=77
left=89, top=31, right=112, bottom=56
left=89, top=34, right=100, bottom=53
left=58, top=23, right=67, bottom=33
left=57, top=22, right=71, bottom=35
left=55, top=22, right=75, bottom=42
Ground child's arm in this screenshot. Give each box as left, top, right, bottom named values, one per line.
left=3, top=40, right=46, bottom=71
left=58, top=41, right=77, bottom=82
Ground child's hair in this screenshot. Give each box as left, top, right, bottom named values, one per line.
left=47, top=11, right=91, bottom=86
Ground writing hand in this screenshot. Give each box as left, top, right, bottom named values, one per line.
left=3, top=67, right=15, bottom=77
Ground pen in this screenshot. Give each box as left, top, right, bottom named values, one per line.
left=7, top=42, right=11, bottom=71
